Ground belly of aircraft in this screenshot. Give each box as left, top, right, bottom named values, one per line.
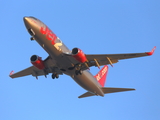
left=70, top=70, right=102, bottom=94
left=34, top=34, right=102, bottom=95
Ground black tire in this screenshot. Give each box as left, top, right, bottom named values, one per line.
left=75, top=70, right=79, bottom=75
left=52, top=74, right=55, bottom=79
left=55, top=74, right=59, bottom=78
left=30, top=37, right=34, bottom=41
left=79, top=70, right=82, bottom=75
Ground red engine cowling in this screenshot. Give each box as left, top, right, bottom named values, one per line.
left=72, top=48, right=87, bottom=63
left=30, top=55, right=45, bottom=70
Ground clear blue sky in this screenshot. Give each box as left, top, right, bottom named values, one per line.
left=0, top=1, right=159, bottom=120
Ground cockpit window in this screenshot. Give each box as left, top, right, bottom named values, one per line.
left=29, top=16, right=38, bottom=20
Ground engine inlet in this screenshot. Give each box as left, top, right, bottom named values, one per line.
left=72, top=48, right=79, bottom=55
left=30, top=55, right=38, bottom=62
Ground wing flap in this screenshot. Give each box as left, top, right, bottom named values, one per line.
left=10, top=66, right=38, bottom=78
left=87, top=46, right=156, bottom=62
left=86, top=53, right=150, bottom=62
left=85, top=47, right=156, bottom=68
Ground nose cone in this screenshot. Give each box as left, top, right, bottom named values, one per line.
left=23, top=17, right=32, bottom=29
left=23, top=16, right=29, bottom=22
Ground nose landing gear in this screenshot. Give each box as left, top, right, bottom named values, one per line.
left=28, top=28, right=35, bottom=41
left=30, top=37, right=35, bottom=40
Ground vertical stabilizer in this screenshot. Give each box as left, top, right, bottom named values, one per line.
left=94, top=65, right=108, bottom=87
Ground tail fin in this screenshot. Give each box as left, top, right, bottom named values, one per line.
left=79, top=65, right=135, bottom=98
left=94, top=65, right=108, bottom=87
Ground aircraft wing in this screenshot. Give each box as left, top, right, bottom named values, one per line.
left=10, top=56, right=62, bottom=79
left=85, top=46, right=156, bottom=67
left=64, top=46, right=156, bottom=70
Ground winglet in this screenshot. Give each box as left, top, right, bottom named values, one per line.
left=146, top=46, right=156, bottom=56
left=9, top=71, right=14, bottom=78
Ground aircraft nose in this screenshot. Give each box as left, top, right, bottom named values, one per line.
left=23, top=16, right=28, bottom=21
left=23, top=17, right=34, bottom=29
left=23, top=17, right=32, bottom=28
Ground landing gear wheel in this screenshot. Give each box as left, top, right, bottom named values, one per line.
left=75, top=70, right=83, bottom=75
left=55, top=74, right=59, bottom=78
left=75, top=70, right=79, bottom=75
left=30, top=37, right=35, bottom=41
left=79, top=70, right=82, bottom=75
left=52, top=74, right=55, bottom=79
left=52, top=73, right=59, bottom=79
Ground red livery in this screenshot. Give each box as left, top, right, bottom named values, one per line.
left=72, top=48, right=87, bottom=63
left=40, top=26, right=57, bottom=45
left=9, top=16, right=156, bottom=98
left=95, top=65, right=108, bottom=87
left=31, top=55, right=45, bottom=70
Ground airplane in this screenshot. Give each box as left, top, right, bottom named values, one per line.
left=9, top=16, right=156, bottom=98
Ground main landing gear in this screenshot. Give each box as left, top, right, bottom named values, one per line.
left=68, top=64, right=84, bottom=75
left=68, top=64, right=83, bottom=75
left=75, top=70, right=83, bottom=75
left=51, top=73, right=59, bottom=79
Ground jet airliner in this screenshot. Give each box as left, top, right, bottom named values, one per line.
left=9, top=16, right=156, bottom=98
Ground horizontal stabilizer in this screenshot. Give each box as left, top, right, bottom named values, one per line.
left=78, top=92, right=95, bottom=98
left=101, top=87, right=135, bottom=94
left=78, top=87, right=135, bottom=98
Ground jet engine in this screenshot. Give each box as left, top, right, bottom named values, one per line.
left=30, top=55, right=45, bottom=70
left=72, top=48, right=87, bottom=63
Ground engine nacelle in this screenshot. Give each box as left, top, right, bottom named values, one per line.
left=72, top=48, right=87, bottom=63
left=30, top=55, right=45, bottom=70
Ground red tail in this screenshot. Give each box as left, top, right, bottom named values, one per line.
left=94, top=65, right=108, bottom=87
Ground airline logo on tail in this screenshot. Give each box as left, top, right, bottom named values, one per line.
left=94, top=65, right=108, bottom=87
